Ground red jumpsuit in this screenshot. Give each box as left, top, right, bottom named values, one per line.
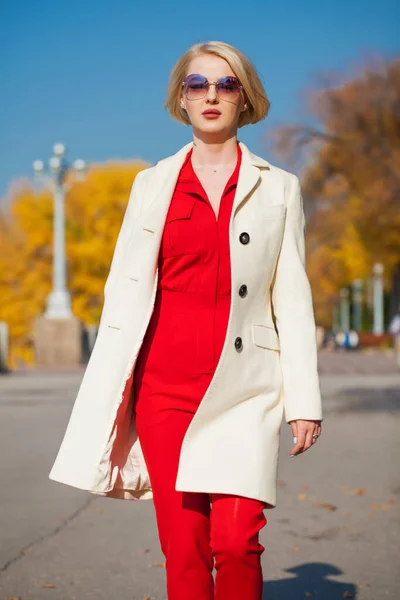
left=133, top=142, right=267, bottom=600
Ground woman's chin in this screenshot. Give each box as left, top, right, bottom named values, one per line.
left=194, top=121, right=230, bottom=136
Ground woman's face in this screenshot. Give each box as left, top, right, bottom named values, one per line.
left=180, top=54, right=246, bottom=138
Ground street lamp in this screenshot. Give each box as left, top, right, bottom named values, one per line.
left=372, top=263, right=384, bottom=335
left=339, top=287, right=350, bottom=332
left=352, top=279, right=363, bottom=332
left=33, top=143, right=86, bottom=319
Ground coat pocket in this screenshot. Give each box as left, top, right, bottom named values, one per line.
left=251, top=323, right=280, bottom=351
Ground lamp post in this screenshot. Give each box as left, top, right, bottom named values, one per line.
left=33, top=143, right=86, bottom=319
left=352, top=279, right=363, bottom=332
left=340, top=287, right=350, bottom=332
left=372, top=263, right=384, bottom=335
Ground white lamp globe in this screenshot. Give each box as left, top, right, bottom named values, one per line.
left=33, top=159, right=44, bottom=174
left=53, top=143, right=66, bottom=158
left=49, top=156, right=61, bottom=172
left=73, top=158, right=86, bottom=172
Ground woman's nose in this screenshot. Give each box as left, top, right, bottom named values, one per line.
left=206, top=83, right=219, bottom=102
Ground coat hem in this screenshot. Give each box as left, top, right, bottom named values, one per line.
left=174, top=482, right=276, bottom=509
left=49, top=472, right=153, bottom=500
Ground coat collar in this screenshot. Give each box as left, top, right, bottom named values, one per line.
left=138, top=141, right=270, bottom=234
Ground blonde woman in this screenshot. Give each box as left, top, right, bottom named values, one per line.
left=49, top=41, right=323, bottom=600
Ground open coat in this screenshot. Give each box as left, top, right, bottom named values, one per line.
left=49, top=141, right=323, bottom=507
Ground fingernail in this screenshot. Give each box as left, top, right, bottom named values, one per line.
left=289, top=454, right=296, bottom=458
left=293, top=437, right=297, bottom=443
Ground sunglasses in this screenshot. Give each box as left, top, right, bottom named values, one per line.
left=182, top=74, right=244, bottom=101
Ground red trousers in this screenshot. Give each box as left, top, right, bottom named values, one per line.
left=134, top=382, right=268, bottom=600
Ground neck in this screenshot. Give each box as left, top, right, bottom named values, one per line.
left=191, top=134, right=238, bottom=167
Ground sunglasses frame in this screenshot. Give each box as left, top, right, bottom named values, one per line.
left=181, top=74, right=244, bottom=101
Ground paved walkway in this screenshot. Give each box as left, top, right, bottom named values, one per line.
left=318, top=349, right=399, bottom=374
left=0, top=364, right=399, bottom=600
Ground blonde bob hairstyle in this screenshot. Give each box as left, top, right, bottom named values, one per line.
left=164, top=41, right=270, bottom=128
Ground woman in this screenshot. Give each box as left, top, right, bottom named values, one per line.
left=49, top=41, right=323, bottom=600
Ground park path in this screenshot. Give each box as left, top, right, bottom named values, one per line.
left=0, top=356, right=399, bottom=600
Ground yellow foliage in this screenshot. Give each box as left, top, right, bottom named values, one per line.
left=0, top=160, right=149, bottom=366
left=272, top=58, right=400, bottom=326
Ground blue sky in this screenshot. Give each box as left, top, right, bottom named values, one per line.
left=1, top=0, right=399, bottom=201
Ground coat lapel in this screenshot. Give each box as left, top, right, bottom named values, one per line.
left=137, top=141, right=270, bottom=235
left=231, top=143, right=268, bottom=217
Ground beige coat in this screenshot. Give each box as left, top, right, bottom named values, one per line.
left=49, top=141, right=322, bottom=507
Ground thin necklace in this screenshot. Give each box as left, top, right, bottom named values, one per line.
left=193, top=165, right=236, bottom=173
left=192, top=140, right=237, bottom=173
left=192, top=160, right=237, bottom=174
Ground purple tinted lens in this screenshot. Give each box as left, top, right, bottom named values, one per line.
left=217, top=76, right=241, bottom=94
left=183, top=74, right=242, bottom=99
left=184, top=74, right=207, bottom=94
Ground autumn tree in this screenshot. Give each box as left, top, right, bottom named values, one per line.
left=270, top=57, right=400, bottom=327
left=0, top=160, right=148, bottom=366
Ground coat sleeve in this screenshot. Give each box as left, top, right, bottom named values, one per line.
left=271, top=174, right=323, bottom=423
left=99, top=169, right=148, bottom=328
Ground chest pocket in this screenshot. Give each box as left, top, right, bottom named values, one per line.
left=163, top=196, right=202, bottom=257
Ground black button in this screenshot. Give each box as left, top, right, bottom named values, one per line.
left=239, top=232, right=250, bottom=244
left=234, top=336, right=243, bottom=351
left=239, top=284, right=248, bottom=297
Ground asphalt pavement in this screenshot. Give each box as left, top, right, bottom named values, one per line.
left=0, top=354, right=399, bottom=600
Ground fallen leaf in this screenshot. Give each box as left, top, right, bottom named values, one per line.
left=368, top=513, right=375, bottom=519
left=381, top=505, right=390, bottom=511
left=148, top=561, right=166, bottom=568
left=341, top=486, right=367, bottom=496
left=141, top=547, right=150, bottom=553
left=314, top=503, right=337, bottom=512
left=359, top=583, right=371, bottom=588
left=41, top=584, right=56, bottom=589
left=9, top=597, right=22, bottom=600
left=297, top=493, right=307, bottom=501
left=352, top=488, right=366, bottom=496
left=301, top=484, right=310, bottom=490
left=343, top=592, right=353, bottom=598
left=95, top=508, right=104, bottom=514
left=143, top=597, right=152, bottom=600
left=304, top=593, right=312, bottom=597
left=291, top=546, right=300, bottom=552
left=369, top=504, right=380, bottom=510
left=387, top=498, right=396, bottom=505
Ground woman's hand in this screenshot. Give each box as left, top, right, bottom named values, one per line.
left=289, top=419, right=322, bottom=457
